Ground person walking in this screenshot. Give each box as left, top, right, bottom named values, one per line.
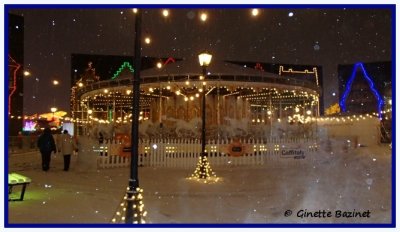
left=59, top=130, right=77, bottom=171
left=37, top=128, right=56, bottom=171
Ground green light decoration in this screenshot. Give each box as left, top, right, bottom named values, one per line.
left=111, top=187, right=147, bottom=224
left=111, top=62, right=135, bottom=80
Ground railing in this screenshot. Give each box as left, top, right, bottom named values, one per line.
left=97, top=138, right=318, bottom=169
left=8, top=136, right=38, bottom=154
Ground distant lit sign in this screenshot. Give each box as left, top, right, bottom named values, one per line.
left=23, top=120, right=36, bottom=131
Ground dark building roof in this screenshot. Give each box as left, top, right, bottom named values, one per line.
left=70, top=53, right=181, bottom=85
left=141, top=58, right=281, bottom=78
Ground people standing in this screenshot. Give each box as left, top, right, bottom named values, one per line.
left=59, top=130, right=77, bottom=171
left=37, top=128, right=56, bottom=171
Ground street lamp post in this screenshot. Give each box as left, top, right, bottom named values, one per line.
left=190, top=52, right=216, bottom=180
left=124, top=9, right=146, bottom=224
left=200, top=53, right=211, bottom=177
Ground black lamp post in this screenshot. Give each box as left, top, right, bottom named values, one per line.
left=124, top=9, right=146, bottom=224
left=111, top=9, right=147, bottom=224
left=190, top=52, right=214, bottom=179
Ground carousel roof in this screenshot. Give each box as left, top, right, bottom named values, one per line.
left=139, top=58, right=281, bottom=79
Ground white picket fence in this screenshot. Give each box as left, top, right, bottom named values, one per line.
left=97, top=138, right=318, bottom=169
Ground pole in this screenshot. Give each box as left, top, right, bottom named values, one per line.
left=126, top=10, right=141, bottom=224
left=270, top=95, right=273, bottom=138
left=200, top=66, right=207, bottom=177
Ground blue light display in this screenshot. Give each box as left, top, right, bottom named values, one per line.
left=339, top=62, right=384, bottom=119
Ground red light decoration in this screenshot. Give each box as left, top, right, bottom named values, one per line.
left=163, top=57, right=176, bottom=65
left=8, top=55, right=21, bottom=115
left=254, top=63, right=265, bottom=72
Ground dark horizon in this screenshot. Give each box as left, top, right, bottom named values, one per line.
left=7, top=6, right=392, bottom=115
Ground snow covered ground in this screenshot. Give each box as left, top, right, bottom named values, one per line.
left=7, top=142, right=392, bottom=224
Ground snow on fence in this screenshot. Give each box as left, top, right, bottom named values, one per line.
left=97, top=138, right=318, bottom=169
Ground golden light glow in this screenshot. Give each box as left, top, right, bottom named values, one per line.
left=50, top=107, right=57, bottom=113
left=198, top=52, right=212, bottom=67
left=251, top=9, right=259, bottom=16
left=53, top=80, right=59, bottom=85
left=78, top=82, right=83, bottom=87
left=162, top=9, right=169, bottom=17
left=144, top=37, right=151, bottom=44
left=132, top=8, right=138, bottom=14
left=24, top=71, right=31, bottom=76
left=156, top=62, right=162, bottom=69
left=200, top=12, right=208, bottom=22
left=184, top=97, right=189, bottom=101
left=104, top=89, right=109, bottom=93
left=126, top=90, right=131, bottom=95
left=111, top=187, right=147, bottom=224
left=175, top=90, right=180, bottom=95
left=189, top=156, right=218, bottom=182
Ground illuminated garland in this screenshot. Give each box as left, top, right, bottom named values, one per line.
left=254, top=63, right=265, bottom=71
left=8, top=55, right=21, bottom=115
left=339, top=62, right=384, bottom=119
left=111, top=187, right=147, bottom=224
left=189, top=156, right=219, bottom=183
left=163, top=57, right=176, bottom=65
left=111, top=62, right=135, bottom=80
left=279, top=65, right=319, bottom=86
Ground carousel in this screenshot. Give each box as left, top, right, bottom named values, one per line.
left=71, top=57, right=321, bottom=141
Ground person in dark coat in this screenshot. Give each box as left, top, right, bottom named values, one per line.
left=37, top=128, right=57, bottom=171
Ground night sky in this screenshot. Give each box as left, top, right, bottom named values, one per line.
left=8, top=6, right=392, bottom=115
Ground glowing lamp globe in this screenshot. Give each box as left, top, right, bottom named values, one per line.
left=198, top=52, right=212, bottom=67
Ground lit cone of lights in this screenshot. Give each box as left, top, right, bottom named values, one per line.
left=111, top=187, right=147, bottom=224
left=190, top=155, right=217, bottom=180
